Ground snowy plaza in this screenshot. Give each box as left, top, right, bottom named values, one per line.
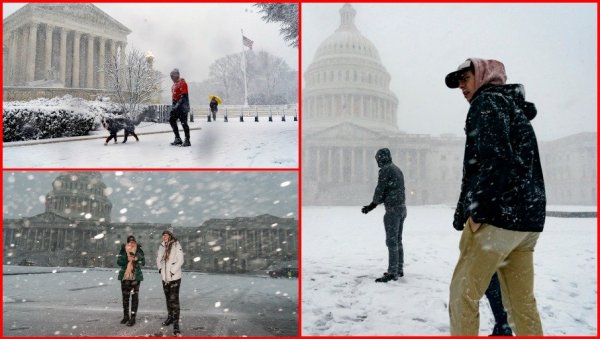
left=302, top=206, right=597, bottom=336
left=3, top=267, right=298, bottom=337
left=3, top=120, right=298, bottom=168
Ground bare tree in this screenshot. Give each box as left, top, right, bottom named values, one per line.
left=103, top=48, right=162, bottom=116
left=209, top=53, right=244, bottom=103
left=206, top=50, right=296, bottom=104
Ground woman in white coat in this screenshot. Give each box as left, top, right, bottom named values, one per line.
left=156, top=230, right=184, bottom=336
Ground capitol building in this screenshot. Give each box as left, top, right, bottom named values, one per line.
left=302, top=4, right=596, bottom=207
left=3, top=173, right=298, bottom=273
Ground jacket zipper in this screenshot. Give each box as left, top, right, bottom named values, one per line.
left=163, top=243, right=169, bottom=282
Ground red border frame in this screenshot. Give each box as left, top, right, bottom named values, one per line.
left=1, top=2, right=302, bottom=338
left=2, top=1, right=599, bottom=339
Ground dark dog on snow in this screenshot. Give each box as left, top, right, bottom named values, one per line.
left=102, top=110, right=155, bottom=145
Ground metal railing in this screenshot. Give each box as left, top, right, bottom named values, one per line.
left=146, top=104, right=298, bottom=123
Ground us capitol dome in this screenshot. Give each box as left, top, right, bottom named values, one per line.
left=303, top=3, right=399, bottom=134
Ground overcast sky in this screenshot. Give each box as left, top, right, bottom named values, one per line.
left=302, top=3, right=597, bottom=141
left=3, top=3, right=298, bottom=83
left=3, top=172, right=298, bottom=226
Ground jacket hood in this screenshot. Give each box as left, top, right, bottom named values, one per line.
left=375, top=148, right=392, bottom=168
left=470, top=58, right=507, bottom=98
left=479, top=84, right=538, bottom=121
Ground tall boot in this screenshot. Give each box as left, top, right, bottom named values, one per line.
left=127, top=289, right=138, bottom=326
left=162, top=282, right=174, bottom=326
left=173, top=317, right=181, bottom=336
left=161, top=311, right=174, bottom=326
left=120, top=294, right=130, bottom=324
left=172, top=301, right=181, bottom=335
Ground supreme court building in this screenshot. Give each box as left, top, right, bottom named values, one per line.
left=3, top=4, right=130, bottom=90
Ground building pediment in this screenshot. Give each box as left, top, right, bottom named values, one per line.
left=27, top=212, right=74, bottom=224
left=305, top=122, right=386, bottom=140
left=4, top=4, right=131, bottom=36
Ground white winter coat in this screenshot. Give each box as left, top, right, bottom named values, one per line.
left=156, top=240, right=184, bottom=282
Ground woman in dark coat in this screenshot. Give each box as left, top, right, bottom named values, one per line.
left=209, top=97, right=219, bottom=121
left=117, top=235, right=145, bottom=326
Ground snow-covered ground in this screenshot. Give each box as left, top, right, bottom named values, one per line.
left=302, top=205, right=597, bottom=336
left=3, top=120, right=298, bottom=168
left=546, top=205, right=597, bottom=212
left=3, top=267, right=297, bottom=336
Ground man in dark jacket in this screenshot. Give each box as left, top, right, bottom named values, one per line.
left=361, top=148, right=407, bottom=283
left=446, top=58, right=545, bottom=336
left=169, top=68, right=191, bottom=147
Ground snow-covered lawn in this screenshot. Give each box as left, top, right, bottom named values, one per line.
left=3, top=120, right=298, bottom=168
left=302, top=205, right=597, bottom=336
left=3, top=267, right=297, bottom=336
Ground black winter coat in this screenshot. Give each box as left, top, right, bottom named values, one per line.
left=453, top=84, right=546, bottom=232
left=210, top=101, right=218, bottom=113
left=373, top=148, right=406, bottom=210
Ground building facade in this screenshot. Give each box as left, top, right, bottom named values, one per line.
left=3, top=4, right=130, bottom=89
left=302, top=4, right=596, bottom=207
left=3, top=172, right=298, bottom=273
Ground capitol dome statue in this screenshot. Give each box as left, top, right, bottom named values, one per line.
left=303, top=3, right=399, bottom=134
left=45, top=172, right=112, bottom=222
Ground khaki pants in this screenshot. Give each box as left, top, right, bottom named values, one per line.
left=449, top=223, right=543, bottom=336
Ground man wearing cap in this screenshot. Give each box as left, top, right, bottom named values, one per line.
left=170, top=68, right=191, bottom=147
left=445, top=58, right=546, bottom=336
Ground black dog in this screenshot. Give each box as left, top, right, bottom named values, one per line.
left=102, top=110, right=154, bottom=145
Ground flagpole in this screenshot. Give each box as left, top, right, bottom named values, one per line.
left=241, top=29, right=249, bottom=107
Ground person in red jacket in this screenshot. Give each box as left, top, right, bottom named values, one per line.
left=169, top=68, right=191, bottom=147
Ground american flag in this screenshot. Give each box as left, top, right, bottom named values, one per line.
left=242, top=35, right=254, bottom=50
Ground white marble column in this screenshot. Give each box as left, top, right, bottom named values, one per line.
left=26, top=23, right=39, bottom=82
left=316, top=148, right=321, bottom=182
left=351, top=148, right=356, bottom=182
left=339, top=148, right=344, bottom=182
left=72, top=31, right=81, bottom=87
left=86, top=34, right=95, bottom=88
left=327, top=148, right=333, bottom=182
left=119, top=41, right=127, bottom=81
left=8, top=30, right=18, bottom=84
left=44, top=24, right=53, bottom=79
left=59, top=28, right=67, bottom=85
left=98, top=37, right=106, bottom=88
left=362, top=148, right=367, bottom=183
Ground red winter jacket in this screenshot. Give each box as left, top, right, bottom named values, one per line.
left=171, top=79, right=190, bottom=113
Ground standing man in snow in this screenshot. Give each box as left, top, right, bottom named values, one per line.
left=446, top=58, right=545, bottom=336
left=157, top=230, right=184, bottom=336
left=169, top=68, right=191, bottom=147
left=361, top=148, right=407, bottom=283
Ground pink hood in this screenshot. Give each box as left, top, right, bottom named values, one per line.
left=469, top=58, right=507, bottom=98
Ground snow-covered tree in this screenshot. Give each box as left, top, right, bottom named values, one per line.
left=103, top=48, right=162, bottom=116
left=254, top=3, right=298, bottom=48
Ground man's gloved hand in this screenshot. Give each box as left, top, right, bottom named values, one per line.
left=361, top=202, right=377, bottom=214
left=452, top=218, right=465, bottom=231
